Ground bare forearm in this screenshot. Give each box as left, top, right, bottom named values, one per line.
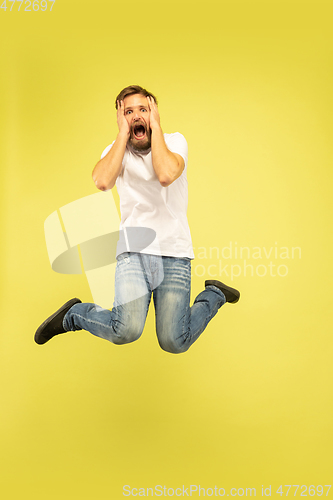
left=151, top=126, right=183, bottom=187
left=92, top=132, right=128, bottom=190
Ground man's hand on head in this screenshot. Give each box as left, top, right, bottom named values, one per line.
left=147, top=96, right=161, bottom=132
left=117, top=100, right=130, bottom=139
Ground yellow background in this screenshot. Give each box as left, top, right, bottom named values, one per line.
left=1, top=0, right=332, bottom=498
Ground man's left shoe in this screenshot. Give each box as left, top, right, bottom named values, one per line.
left=34, top=298, right=82, bottom=345
left=205, top=280, right=240, bottom=304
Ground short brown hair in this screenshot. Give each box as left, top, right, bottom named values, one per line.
left=115, top=85, right=158, bottom=109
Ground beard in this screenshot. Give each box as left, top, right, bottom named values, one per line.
left=128, top=120, right=151, bottom=152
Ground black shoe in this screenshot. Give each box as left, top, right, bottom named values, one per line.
left=34, top=298, right=82, bottom=345
left=205, top=280, right=240, bottom=304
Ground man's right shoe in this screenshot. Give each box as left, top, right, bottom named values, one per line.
left=205, top=280, right=240, bottom=304
left=34, top=298, right=82, bottom=345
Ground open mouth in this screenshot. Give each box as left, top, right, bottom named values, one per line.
left=133, top=123, right=146, bottom=140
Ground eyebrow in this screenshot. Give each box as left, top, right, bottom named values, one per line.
left=124, top=104, right=148, bottom=111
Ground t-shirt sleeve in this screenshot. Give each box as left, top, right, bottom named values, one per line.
left=165, top=133, right=188, bottom=170
left=100, top=141, right=115, bottom=159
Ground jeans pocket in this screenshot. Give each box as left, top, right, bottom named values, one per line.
left=116, top=252, right=130, bottom=265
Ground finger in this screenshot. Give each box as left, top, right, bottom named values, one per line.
left=151, top=98, right=158, bottom=110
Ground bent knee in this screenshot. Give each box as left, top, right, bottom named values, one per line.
left=112, top=326, right=143, bottom=345
left=157, top=335, right=189, bottom=354
left=111, top=318, right=144, bottom=345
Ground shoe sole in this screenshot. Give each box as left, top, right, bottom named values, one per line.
left=34, top=298, right=82, bottom=345
left=205, top=280, right=240, bottom=303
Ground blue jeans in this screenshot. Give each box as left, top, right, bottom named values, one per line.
left=63, top=252, right=226, bottom=354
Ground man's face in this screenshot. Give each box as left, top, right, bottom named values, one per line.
left=123, top=94, right=151, bottom=151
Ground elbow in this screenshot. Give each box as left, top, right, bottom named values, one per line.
left=92, top=175, right=113, bottom=191
left=96, top=184, right=109, bottom=191
left=158, top=159, right=184, bottom=187
left=158, top=176, right=173, bottom=187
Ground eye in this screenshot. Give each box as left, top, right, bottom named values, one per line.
left=141, top=108, right=147, bottom=112
left=125, top=110, right=132, bottom=115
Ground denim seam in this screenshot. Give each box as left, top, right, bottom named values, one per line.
left=70, top=313, right=122, bottom=338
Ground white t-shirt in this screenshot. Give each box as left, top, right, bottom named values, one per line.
left=101, top=132, right=194, bottom=259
